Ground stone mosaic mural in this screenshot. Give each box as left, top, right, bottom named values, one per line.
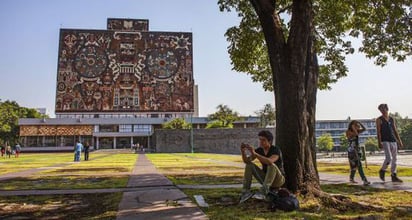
left=55, top=19, right=193, bottom=113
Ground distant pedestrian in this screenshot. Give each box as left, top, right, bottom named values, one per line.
left=84, top=142, right=90, bottom=161
left=14, top=143, right=21, bottom=158
left=376, top=104, right=403, bottom=182
left=0, top=145, right=5, bottom=158
left=74, top=140, right=83, bottom=162
left=6, top=145, right=12, bottom=158
left=346, top=120, right=370, bottom=186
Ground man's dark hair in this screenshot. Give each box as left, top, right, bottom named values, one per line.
left=258, top=130, right=274, bottom=143
left=378, top=103, right=388, bottom=111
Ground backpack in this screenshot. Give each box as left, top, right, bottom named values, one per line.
left=268, top=188, right=299, bottom=212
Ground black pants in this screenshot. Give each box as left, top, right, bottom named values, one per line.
left=84, top=152, right=89, bottom=161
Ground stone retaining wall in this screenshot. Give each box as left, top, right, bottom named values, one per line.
left=154, top=128, right=275, bottom=154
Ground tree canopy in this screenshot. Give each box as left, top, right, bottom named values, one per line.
left=0, top=100, right=45, bottom=145
left=162, top=118, right=192, bottom=129
left=218, top=0, right=411, bottom=90
left=207, top=104, right=240, bottom=128
left=217, top=0, right=410, bottom=194
left=255, top=103, right=276, bottom=127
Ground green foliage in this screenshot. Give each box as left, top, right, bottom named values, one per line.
left=255, top=103, right=276, bottom=127
left=218, top=0, right=412, bottom=90
left=400, top=122, right=412, bottom=149
left=339, top=133, right=349, bottom=150
left=206, top=120, right=233, bottom=129
left=317, top=133, right=334, bottom=152
left=0, top=100, right=44, bottom=145
left=207, top=104, right=239, bottom=128
left=162, top=118, right=192, bottom=129
left=390, top=112, right=410, bottom=133
left=364, top=137, right=379, bottom=152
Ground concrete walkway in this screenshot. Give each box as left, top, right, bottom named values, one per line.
left=116, top=153, right=208, bottom=220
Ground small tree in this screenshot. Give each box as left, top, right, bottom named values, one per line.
left=317, top=133, right=334, bottom=152
left=162, top=118, right=191, bottom=129
left=390, top=112, right=410, bottom=133
left=255, top=103, right=276, bottom=127
left=364, top=137, right=379, bottom=153
left=208, top=104, right=239, bottom=128
left=339, top=133, right=348, bottom=152
left=206, top=120, right=233, bottom=129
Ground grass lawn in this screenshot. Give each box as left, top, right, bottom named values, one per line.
left=1, top=152, right=411, bottom=219
left=0, top=152, right=137, bottom=190
left=148, top=153, right=412, bottom=219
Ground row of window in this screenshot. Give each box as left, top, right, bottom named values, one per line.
left=56, top=113, right=193, bottom=119
left=94, top=124, right=152, bottom=133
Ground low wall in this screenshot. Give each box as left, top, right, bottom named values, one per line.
left=154, top=128, right=275, bottom=154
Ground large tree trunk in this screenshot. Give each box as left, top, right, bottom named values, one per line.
left=250, top=0, right=320, bottom=194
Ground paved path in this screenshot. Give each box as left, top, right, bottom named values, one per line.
left=116, top=153, right=208, bottom=220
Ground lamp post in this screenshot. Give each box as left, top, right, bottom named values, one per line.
left=190, top=113, right=194, bottom=153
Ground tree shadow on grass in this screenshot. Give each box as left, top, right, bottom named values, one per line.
left=0, top=193, right=122, bottom=220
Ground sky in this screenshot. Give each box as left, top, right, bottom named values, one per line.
left=0, top=0, right=411, bottom=120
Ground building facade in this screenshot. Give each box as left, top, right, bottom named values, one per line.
left=315, top=119, right=377, bottom=151
left=19, top=18, right=199, bottom=149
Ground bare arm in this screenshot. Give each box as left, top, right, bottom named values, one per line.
left=376, top=118, right=382, bottom=149
left=358, top=122, right=366, bottom=133
left=240, top=143, right=255, bottom=163
left=247, top=146, right=278, bottom=165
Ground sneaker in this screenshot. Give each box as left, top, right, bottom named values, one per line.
left=363, top=180, right=371, bottom=186
left=379, top=170, right=385, bottom=181
left=350, top=179, right=358, bottom=183
left=391, top=174, right=403, bottom=182
left=252, top=192, right=266, bottom=200
left=239, top=191, right=254, bottom=203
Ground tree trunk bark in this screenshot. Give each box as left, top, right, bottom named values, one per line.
left=250, top=0, right=320, bottom=194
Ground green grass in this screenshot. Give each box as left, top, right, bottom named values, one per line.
left=0, top=153, right=76, bottom=175
left=0, top=193, right=122, bottom=220
left=146, top=153, right=245, bottom=185
left=317, top=162, right=412, bottom=178
left=1, top=152, right=412, bottom=219
left=147, top=153, right=412, bottom=219
left=0, top=152, right=137, bottom=190
left=182, top=187, right=412, bottom=220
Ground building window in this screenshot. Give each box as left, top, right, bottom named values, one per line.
left=119, top=124, right=133, bottom=132
left=99, top=125, right=119, bottom=132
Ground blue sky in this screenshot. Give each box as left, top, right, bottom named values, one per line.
left=0, top=0, right=411, bottom=120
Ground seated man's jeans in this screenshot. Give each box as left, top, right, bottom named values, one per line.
left=243, top=162, right=285, bottom=194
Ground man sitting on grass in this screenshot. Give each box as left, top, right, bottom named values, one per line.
left=239, top=130, right=285, bottom=203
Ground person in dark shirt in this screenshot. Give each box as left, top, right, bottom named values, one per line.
left=239, top=130, right=285, bottom=203
left=84, top=142, right=90, bottom=161
left=376, top=103, right=403, bottom=182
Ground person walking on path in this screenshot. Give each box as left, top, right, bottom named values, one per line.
left=239, top=130, right=285, bottom=203
left=14, top=143, right=21, bottom=158
left=84, top=142, right=90, bottom=161
left=0, top=145, right=5, bottom=158
left=6, top=145, right=12, bottom=158
left=74, top=141, right=83, bottom=162
left=346, top=120, right=370, bottom=186
left=376, top=103, right=403, bottom=182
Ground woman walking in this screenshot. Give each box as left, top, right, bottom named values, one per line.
left=346, top=120, right=370, bottom=186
